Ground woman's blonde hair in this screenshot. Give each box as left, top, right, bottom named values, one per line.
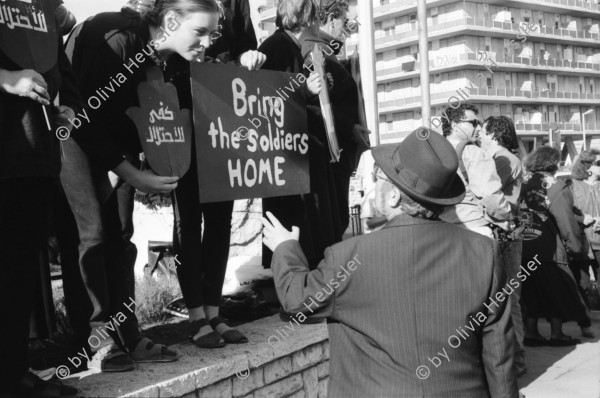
left=277, top=0, right=320, bottom=32
left=123, top=0, right=222, bottom=26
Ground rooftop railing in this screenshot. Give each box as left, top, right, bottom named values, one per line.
left=373, top=0, right=600, bottom=16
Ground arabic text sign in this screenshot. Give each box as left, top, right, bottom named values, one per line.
left=191, top=62, right=310, bottom=203
left=126, top=66, right=192, bottom=177
left=0, top=0, right=59, bottom=73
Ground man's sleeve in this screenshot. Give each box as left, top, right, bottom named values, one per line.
left=271, top=240, right=337, bottom=319
left=65, top=32, right=132, bottom=172
left=481, top=241, right=519, bottom=398
left=464, top=146, right=512, bottom=221
left=57, top=32, right=83, bottom=114
left=549, top=187, right=584, bottom=258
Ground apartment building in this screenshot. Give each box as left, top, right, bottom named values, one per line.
left=257, top=0, right=600, bottom=152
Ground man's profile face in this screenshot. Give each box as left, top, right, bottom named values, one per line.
left=372, top=167, right=393, bottom=218
left=452, top=109, right=481, bottom=143
left=479, top=122, right=495, bottom=151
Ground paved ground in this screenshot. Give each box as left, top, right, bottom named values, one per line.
left=519, top=311, right=600, bottom=398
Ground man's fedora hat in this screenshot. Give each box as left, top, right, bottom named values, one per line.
left=371, top=127, right=465, bottom=206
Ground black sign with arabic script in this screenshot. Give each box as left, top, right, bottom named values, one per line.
left=0, top=0, right=60, bottom=73
left=126, top=66, right=192, bottom=177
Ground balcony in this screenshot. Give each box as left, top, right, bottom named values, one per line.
left=257, top=0, right=277, bottom=22
left=376, top=51, right=600, bottom=81
left=380, top=124, right=599, bottom=143
left=374, top=17, right=600, bottom=50
left=373, top=0, right=600, bottom=21
left=469, top=87, right=600, bottom=101
left=378, top=88, right=600, bottom=112
left=515, top=122, right=583, bottom=133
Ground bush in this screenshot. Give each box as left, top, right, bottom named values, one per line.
left=51, top=275, right=182, bottom=341
left=134, top=276, right=182, bottom=326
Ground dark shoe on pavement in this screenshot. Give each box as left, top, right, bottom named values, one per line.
left=130, top=337, right=178, bottom=362
left=189, top=318, right=226, bottom=348
left=524, top=336, right=549, bottom=347
left=548, top=336, right=581, bottom=347
left=210, top=316, right=248, bottom=344
left=88, top=343, right=135, bottom=372
left=10, top=372, right=77, bottom=397
left=581, top=327, right=595, bottom=338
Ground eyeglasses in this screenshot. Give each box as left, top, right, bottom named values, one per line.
left=592, top=160, right=600, bottom=167
left=371, top=165, right=393, bottom=184
left=209, top=26, right=223, bottom=42
left=458, top=119, right=482, bottom=128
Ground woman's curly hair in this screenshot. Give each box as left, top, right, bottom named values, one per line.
left=483, top=116, right=519, bottom=152
left=523, top=146, right=561, bottom=174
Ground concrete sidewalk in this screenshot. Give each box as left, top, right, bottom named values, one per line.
left=519, top=311, right=600, bottom=398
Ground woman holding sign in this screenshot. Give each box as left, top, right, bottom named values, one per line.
left=259, top=0, right=367, bottom=273
left=63, top=0, right=265, bottom=370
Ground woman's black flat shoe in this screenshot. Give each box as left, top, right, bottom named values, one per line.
left=189, top=318, right=225, bottom=348
left=548, top=336, right=581, bottom=347
left=524, top=337, right=549, bottom=347
left=210, top=316, right=248, bottom=344
left=13, top=372, right=78, bottom=397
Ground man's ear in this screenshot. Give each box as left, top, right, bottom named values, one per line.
left=388, top=185, right=402, bottom=208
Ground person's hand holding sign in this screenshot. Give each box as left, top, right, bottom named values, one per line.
left=238, top=50, right=267, bottom=71
left=113, top=161, right=179, bottom=194
left=352, top=124, right=371, bottom=151
left=0, top=68, right=50, bottom=105
left=261, top=211, right=300, bottom=252
left=307, top=72, right=322, bottom=95
left=54, top=105, right=76, bottom=133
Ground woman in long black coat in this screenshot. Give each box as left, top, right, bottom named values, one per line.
left=259, top=0, right=363, bottom=270
left=520, top=146, right=590, bottom=347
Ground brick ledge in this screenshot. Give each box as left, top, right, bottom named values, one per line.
left=64, top=315, right=328, bottom=398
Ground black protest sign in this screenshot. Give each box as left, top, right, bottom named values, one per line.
left=0, top=0, right=60, bottom=73
left=191, top=62, right=310, bottom=203
left=126, top=66, right=192, bottom=177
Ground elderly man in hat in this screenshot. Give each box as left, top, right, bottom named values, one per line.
left=262, top=129, right=519, bottom=398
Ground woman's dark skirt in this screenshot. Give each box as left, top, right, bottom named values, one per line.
left=521, top=260, right=589, bottom=322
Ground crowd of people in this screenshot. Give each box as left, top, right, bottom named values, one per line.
left=0, top=0, right=597, bottom=397
left=0, top=0, right=370, bottom=396
left=264, top=103, right=597, bottom=397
